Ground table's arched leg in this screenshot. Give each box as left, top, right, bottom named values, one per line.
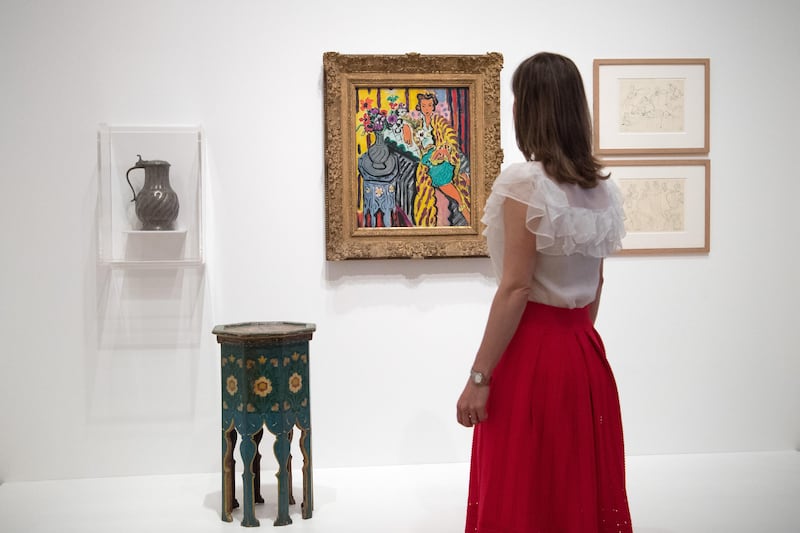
left=273, top=430, right=293, bottom=526
left=239, top=432, right=260, bottom=527
left=287, top=427, right=295, bottom=505
left=221, top=425, right=237, bottom=522
left=299, top=425, right=313, bottom=519
left=253, top=427, right=264, bottom=504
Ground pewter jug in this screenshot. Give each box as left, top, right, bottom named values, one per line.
left=125, top=155, right=180, bottom=230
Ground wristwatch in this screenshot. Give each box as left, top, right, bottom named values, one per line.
left=470, top=369, right=490, bottom=386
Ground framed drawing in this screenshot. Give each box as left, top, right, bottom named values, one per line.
left=323, top=52, right=503, bottom=260
left=593, top=58, right=709, bottom=155
left=605, top=159, right=710, bottom=255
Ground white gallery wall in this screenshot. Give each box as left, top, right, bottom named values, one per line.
left=1, top=0, right=798, bottom=482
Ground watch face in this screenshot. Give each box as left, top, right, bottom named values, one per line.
left=472, top=371, right=484, bottom=384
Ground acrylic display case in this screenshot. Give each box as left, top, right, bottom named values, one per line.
left=97, top=124, right=204, bottom=267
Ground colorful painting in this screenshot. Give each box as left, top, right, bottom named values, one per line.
left=355, top=88, right=472, bottom=229
left=323, top=52, right=503, bottom=260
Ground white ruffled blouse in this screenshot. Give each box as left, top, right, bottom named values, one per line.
left=482, top=161, right=626, bottom=308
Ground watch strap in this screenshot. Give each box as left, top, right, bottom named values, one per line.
left=470, top=369, right=490, bottom=386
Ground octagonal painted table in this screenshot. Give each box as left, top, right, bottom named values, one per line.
left=213, top=322, right=316, bottom=527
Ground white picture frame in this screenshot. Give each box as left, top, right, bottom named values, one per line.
left=605, top=159, right=710, bottom=255
left=594, top=59, right=709, bottom=155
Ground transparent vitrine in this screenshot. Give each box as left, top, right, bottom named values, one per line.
left=97, top=124, right=204, bottom=267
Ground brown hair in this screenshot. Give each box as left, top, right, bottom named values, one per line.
left=415, top=92, right=439, bottom=112
left=512, top=52, right=607, bottom=188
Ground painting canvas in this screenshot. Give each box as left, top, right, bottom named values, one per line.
left=355, top=87, right=473, bottom=229
left=323, top=52, right=503, bottom=260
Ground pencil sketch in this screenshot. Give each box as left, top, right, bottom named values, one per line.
left=619, top=78, right=685, bottom=133
left=618, top=178, right=685, bottom=232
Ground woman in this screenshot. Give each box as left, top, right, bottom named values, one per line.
left=456, top=52, right=632, bottom=533
left=406, top=92, right=472, bottom=226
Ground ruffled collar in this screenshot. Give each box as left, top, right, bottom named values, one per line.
left=482, top=161, right=626, bottom=257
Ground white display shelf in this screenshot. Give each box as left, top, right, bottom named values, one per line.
left=97, top=124, right=204, bottom=267
left=106, top=231, right=203, bottom=269
left=103, top=260, right=205, bottom=270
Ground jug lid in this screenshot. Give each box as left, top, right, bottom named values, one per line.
left=133, top=154, right=170, bottom=167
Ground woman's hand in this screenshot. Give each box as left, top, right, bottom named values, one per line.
left=456, top=382, right=490, bottom=427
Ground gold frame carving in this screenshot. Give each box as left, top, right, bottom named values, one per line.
left=323, top=52, right=503, bottom=260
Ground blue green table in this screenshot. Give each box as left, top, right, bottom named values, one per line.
left=213, top=322, right=316, bottom=527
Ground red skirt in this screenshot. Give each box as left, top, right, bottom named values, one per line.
left=466, top=302, right=632, bottom=533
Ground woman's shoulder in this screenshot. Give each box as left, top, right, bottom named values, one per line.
left=492, top=161, right=567, bottom=206
left=493, top=161, right=554, bottom=194
left=501, top=160, right=612, bottom=186
left=495, top=160, right=547, bottom=182
left=493, top=161, right=622, bottom=209
left=592, top=175, right=624, bottom=210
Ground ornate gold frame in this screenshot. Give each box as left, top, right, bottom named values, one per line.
left=323, top=52, right=503, bottom=260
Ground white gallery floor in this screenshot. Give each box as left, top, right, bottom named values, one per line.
left=1, top=451, right=798, bottom=533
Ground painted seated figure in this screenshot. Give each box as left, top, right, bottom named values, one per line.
left=405, top=92, right=472, bottom=226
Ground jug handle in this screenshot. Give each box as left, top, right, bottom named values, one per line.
left=125, top=154, right=143, bottom=202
